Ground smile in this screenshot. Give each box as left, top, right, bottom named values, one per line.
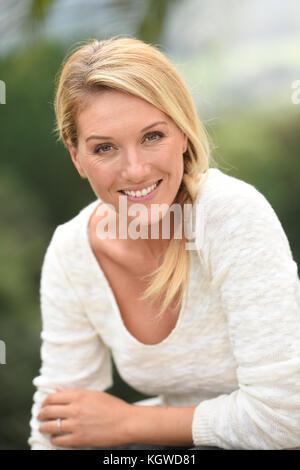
left=118, top=179, right=162, bottom=201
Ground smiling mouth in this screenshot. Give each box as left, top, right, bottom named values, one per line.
left=118, top=179, right=162, bottom=196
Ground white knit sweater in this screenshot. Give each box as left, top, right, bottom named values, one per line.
left=28, top=168, right=300, bottom=450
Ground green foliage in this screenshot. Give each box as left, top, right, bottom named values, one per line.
left=0, top=167, right=48, bottom=449
left=29, top=0, right=55, bottom=21
left=136, top=0, right=181, bottom=43
left=0, top=40, right=95, bottom=225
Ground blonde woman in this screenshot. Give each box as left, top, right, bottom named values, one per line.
left=28, top=36, right=300, bottom=450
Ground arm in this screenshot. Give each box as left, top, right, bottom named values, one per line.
left=191, top=185, right=300, bottom=450
left=28, top=228, right=113, bottom=450
left=127, top=405, right=196, bottom=446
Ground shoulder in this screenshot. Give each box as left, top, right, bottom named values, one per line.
left=198, top=167, right=269, bottom=207
left=197, top=167, right=279, bottom=228
left=196, top=167, right=292, bottom=259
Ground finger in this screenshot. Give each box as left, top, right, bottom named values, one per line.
left=50, top=432, right=77, bottom=448
left=42, top=390, right=74, bottom=407
left=38, top=404, right=71, bottom=422
left=39, top=417, right=73, bottom=435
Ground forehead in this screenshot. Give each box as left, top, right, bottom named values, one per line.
left=76, top=89, right=173, bottom=136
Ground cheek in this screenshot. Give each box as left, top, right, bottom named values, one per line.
left=86, top=170, right=117, bottom=201
left=164, top=145, right=183, bottom=167
left=85, top=163, right=110, bottom=185
left=174, top=151, right=184, bottom=176
left=159, top=149, right=183, bottom=184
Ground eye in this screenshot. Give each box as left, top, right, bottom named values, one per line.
left=94, top=143, right=113, bottom=154
left=144, top=131, right=164, bottom=143
left=93, top=131, right=164, bottom=155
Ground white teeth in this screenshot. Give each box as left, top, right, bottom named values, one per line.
left=123, top=181, right=159, bottom=197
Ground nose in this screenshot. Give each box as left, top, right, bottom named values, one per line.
left=120, top=147, right=152, bottom=182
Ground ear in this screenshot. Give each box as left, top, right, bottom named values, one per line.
left=66, top=138, right=87, bottom=179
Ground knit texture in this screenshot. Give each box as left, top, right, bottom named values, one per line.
left=28, top=168, right=300, bottom=450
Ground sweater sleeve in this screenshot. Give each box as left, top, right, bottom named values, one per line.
left=28, top=229, right=113, bottom=450
left=192, top=184, right=300, bottom=450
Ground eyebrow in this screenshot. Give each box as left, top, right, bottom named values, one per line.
left=85, top=121, right=168, bottom=142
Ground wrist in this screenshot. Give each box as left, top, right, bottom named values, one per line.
left=126, top=404, right=144, bottom=444
left=122, top=403, right=140, bottom=444
left=126, top=404, right=196, bottom=446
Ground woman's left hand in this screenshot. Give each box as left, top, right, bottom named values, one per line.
left=37, top=386, right=133, bottom=448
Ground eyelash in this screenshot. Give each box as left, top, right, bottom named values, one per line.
left=93, top=131, right=164, bottom=155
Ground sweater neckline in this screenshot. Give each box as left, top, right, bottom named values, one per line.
left=79, top=198, right=191, bottom=349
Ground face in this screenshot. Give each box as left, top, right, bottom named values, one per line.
left=66, top=89, right=187, bottom=230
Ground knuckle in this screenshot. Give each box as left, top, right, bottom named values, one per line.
left=64, top=418, right=79, bottom=439
left=69, top=417, right=80, bottom=432
left=76, top=389, right=83, bottom=401
left=72, top=404, right=80, bottom=418
left=74, top=418, right=81, bottom=429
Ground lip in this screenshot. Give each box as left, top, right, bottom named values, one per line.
left=118, top=179, right=162, bottom=202
left=119, top=179, right=161, bottom=192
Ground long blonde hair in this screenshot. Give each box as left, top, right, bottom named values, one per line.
left=54, top=35, right=212, bottom=321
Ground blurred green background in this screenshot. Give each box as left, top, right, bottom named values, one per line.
left=0, top=0, right=299, bottom=449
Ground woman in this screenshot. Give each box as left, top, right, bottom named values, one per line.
left=28, top=36, right=300, bottom=450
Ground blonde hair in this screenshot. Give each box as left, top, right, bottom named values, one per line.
left=54, top=35, right=213, bottom=322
